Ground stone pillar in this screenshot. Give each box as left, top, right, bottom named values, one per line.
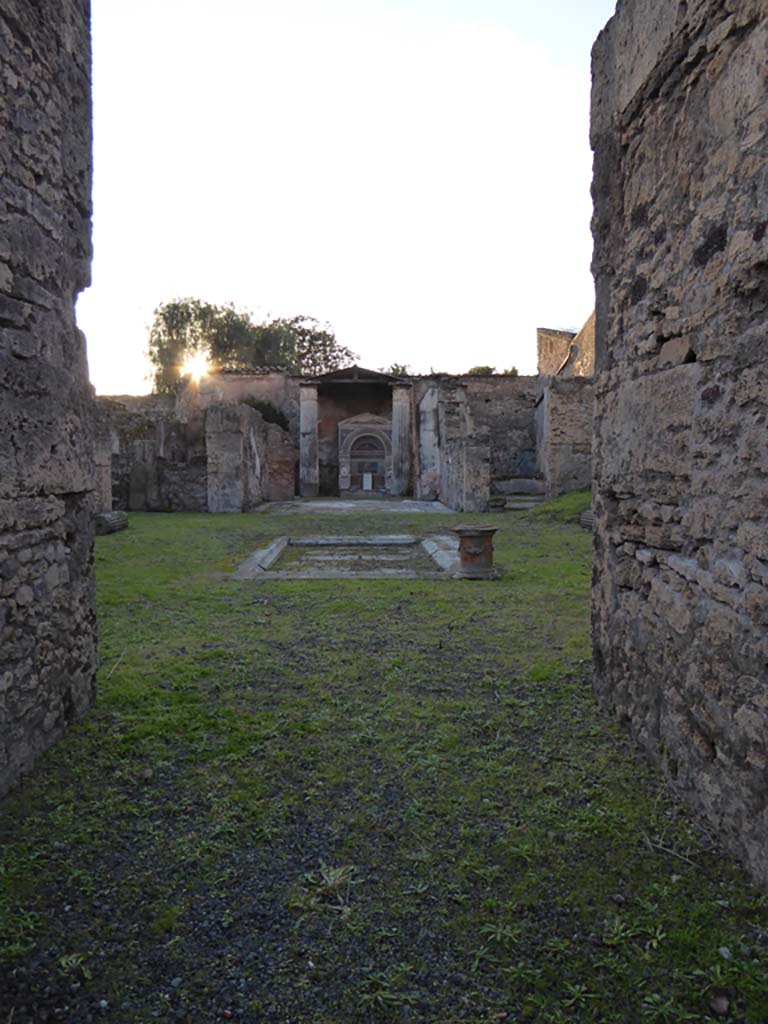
left=416, top=385, right=440, bottom=500
left=390, top=385, right=412, bottom=496
left=299, top=384, right=319, bottom=497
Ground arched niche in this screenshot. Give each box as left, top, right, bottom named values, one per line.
left=338, top=415, right=393, bottom=494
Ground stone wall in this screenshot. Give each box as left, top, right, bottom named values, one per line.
left=95, top=398, right=207, bottom=513
left=557, top=312, right=596, bottom=379
left=98, top=395, right=297, bottom=512
left=206, top=404, right=266, bottom=513
left=536, top=378, right=594, bottom=498
left=414, top=382, right=441, bottom=501
left=0, top=1, right=96, bottom=794
left=463, top=376, right=539, bottom=482
left=537, top=328, right=577, bottom=375
left=178, top=372, right=301, bottom=441
left=264, top=423, right=298, bottom=501
left=591, top=0, right=768, bottom=884
left=437, top=382, right=491, bottom=513
left=570, top=313, right=595, bottom=378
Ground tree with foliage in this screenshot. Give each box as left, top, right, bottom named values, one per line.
left=147, top=299, right=356, bottom=393
left=465, top=365, right=519, bottom=377
left=254, top=316, right=357, bottom=378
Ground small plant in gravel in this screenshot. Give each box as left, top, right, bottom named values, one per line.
left=356, top=965, right=420, bottom=1013
left=602, top=913, right=639, bottom=948
left=58, top=952, right=92, bottom=980
left=151, top=904, right=183, bottom=936
left=289, top=862, right=360, bottom=921
left=479, top=922, right=523, bottom=948
left=561, top=980, right=596, bottom=1009
left=640, top=991, right=699, bottom=1022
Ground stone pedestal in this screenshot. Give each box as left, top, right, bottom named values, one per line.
left=452, top=526, right=498, bottom=579
left=299, top=384, right=319, bottom=497
left=390, top=385, right=412, bottom=496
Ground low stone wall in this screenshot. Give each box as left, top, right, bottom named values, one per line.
left=536, top=378, right=594, bottom=498
left=1, top=1, right=96, bottom=795
left=591, top=0, right=768, bottom=884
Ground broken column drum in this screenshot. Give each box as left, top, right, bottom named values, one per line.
left=452, top=526, right=498, bottom=580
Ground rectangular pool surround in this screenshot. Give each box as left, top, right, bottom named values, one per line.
left=232, top=534, right=461, bottom=580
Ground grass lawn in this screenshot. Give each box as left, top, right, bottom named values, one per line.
left=1, top=495, right=767, bottom=1023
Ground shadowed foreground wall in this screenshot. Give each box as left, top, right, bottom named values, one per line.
left=0, top=2, right=96, bottom=794
left=591, top=0, right=768, bottom=883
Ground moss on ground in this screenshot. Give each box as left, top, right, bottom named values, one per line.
left=1, top=500, right=766, bottom=1023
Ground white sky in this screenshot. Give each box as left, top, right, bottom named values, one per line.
left=78, top=0, right=617, bottom=395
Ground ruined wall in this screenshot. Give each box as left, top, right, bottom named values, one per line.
left=206, top=404, right=265, bottom=513
left=414, top=382, right=440, bottom=500
left=97, top=394, right=297, bottom=511
left=437, top=383, right=491, bottom=513
left=178, top=372, right=301, bottom=441
left=93, top=411, right=114, bottom=514
left=536, top=328, right=576, bottom=375
left=556, top=312, right=596, bottom=379
left=567, top=313, right=596, bottom=378
left=536, top=379, right=594, bottom=498
left=264, top=424, right=297, bottom=501
left=0, top=1, right=96, bottom=794
left=96, top=398, right=207, bottom=513
left=463, top=376, right=539, bottom=482
left=591, top=0, right=768, bottom=884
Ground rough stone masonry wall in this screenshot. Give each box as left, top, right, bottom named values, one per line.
left=462, top=376, right=539, bottom=482
left=206, top=404, right=263, bottom=513
left=177, top=372, right=301, bottom=442
left=536, top=328, right=577, bottom=375
left=95, top=397, right=207, bottom=513
left=0, top=2, right=96, bottom=794
left=536, top=378, right=594, bottom=499
left=591, top=0, right=768, bottom=884
left=557, top=312, right=596, bottom=379
left=437, top=383, right=491, bottom=513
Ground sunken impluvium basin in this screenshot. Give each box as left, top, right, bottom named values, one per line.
left=232, top=531, right=500, bottom=581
